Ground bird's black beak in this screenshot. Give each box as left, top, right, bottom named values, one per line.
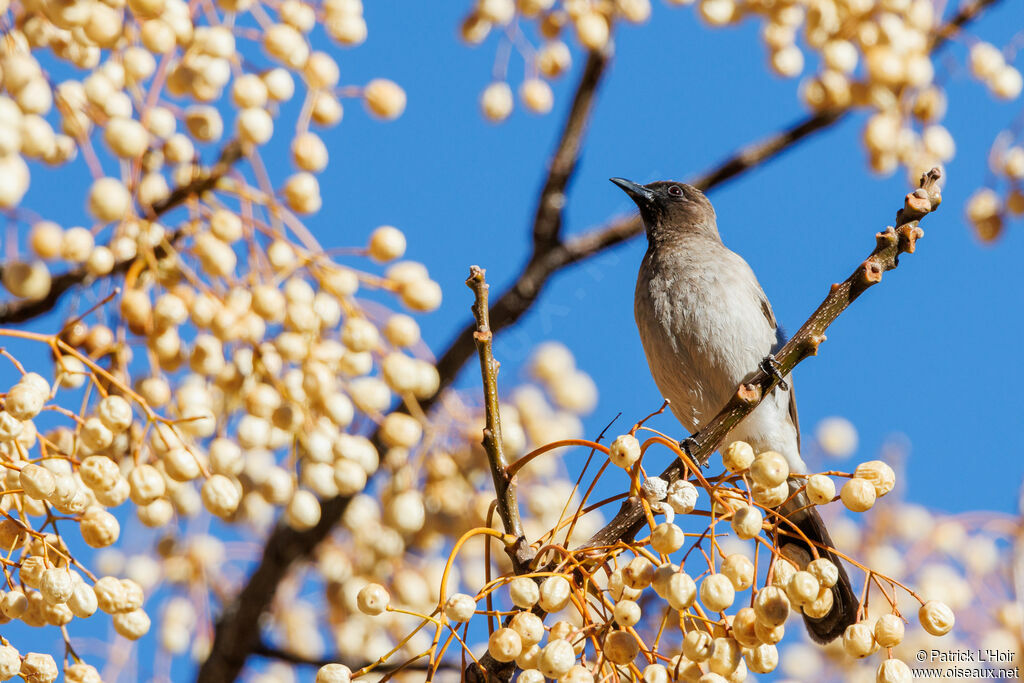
left=610, top=177, right=654, bottom=204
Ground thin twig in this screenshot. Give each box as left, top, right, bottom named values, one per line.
left=466, top=266, right=534, bottom=571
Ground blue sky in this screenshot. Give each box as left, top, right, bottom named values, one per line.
left=7, top=0, right=1024, bottom=678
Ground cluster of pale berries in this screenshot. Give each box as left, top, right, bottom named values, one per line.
left=291, top=344, right=602, bottom=666
left=0, top=374, right=151, bottom=682
left=0, top=219, right=444, bottom=668
left=965, top=141, right=1024, bottom=241
left=309, top=435, right=953, bottom=681
left=683, top=0, right=1018, bottom=184
left=461, top=0, right=653, bottom=122
left=0, top=0, right=404, bottom=218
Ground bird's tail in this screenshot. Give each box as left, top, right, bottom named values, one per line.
left=776, top=482, right=859, bottom=644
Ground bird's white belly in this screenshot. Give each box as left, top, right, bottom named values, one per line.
left=635, top=267, right=803, bottom=470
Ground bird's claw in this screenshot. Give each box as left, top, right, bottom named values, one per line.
left=760, top=354, right=789, bottom=391
left=678, top=436, right=708, bottom=468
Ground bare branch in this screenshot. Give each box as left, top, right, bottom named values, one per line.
left=253, top=641, right=462, bottom=674
left=582, top=169, right=944, bottom=550
left=532, top=49, right=610, bottom=249
left=0, top=140, right=245, bottom=325
left=467, top=266, right=533, bottom=570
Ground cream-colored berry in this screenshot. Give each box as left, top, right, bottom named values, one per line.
left=917, top=600, right=954, bottom=636
left=750, top=451, right=789, bottom=487
left=503, top=611, right=542, bottom=649
left=65, top=663, right=103, bottom=683
left=721, top=554, right=754, bottom=591
left=843, top=622, right=876, bottom=658
left=969, top=42, right=1004, bottom=80
left=508, top=576, right=539, bottom=608
left=786, top=570, right=820, bottom=607
left=841, top=477, right=876, bottom=512
left=291, top=132, right=328, bottom=172
left=683, top=629, right=713, bottom=662
left=539, top=575, right=571, bottom=612
left=667, top=479, right=698, bottom=514
left=316, top=663, right=352, bottom=683
left=236, top=107, right=273, bottom=145
left=874, top=613, right=905, bottom=647
left=807, top=558, right=838, bottom=588
left=6, top=382, right=45, bottom=420
left=700, top=574, right=735, bottom=612
left=520, top=78, right=553, bottom=114
left=854, top=460, right=896, bottom=497
left=665, top=571, right=697, bottom=610
left=81, top=508, right=120, bottom=547
left=113, top=608, right=151, bottom=639
left=19, top=464, right=55, bottom=501
left=444, top=593, right=476, bottom=622
left=754, top=585, right=790, bottom=627
left=357, top=582, right=389, bottom=615
left=575, top=11, right=609, bottom=50
left=745, top=643, right=778, bottom=674
left=285, top=490, right=321, bottom=530
left=283, top=172, right=321, bottom=213
left=609, top=434, right=641, bottom=469
left=488, top=627, right=522, bottom=663
left=201, top=474, right=241, bottom=518
left=81, top=417, right=114, bottom=451
left=20, top=653, right=58, bottom=683
left=128, top=463, right=166, bottom=505
left=368, top=225, right=406, bottom=262
left=605, top=629, right=639, bottom=665
left=40, top=568, right=73, bottom=604
left=876, top=658, right=912, bottom=683
left=806, top=474, right=836, bottom=505
left=399, top=278, right=443, bottom=311
left=708, top=637, right=741, bottom=676
left=723, top=441, right=754, bottom=472
left=730, top=504, right=763, bottom=540
left=613, top=599, right=641, bottom=627
left=87, top=177, right=132, bottom=222
left=363, top=79, right=406, bottom=119
left=539, top=639, right=575, bottom=678
left=651, top=521, right=685, bottom=554
left=481, top=82, right=514, bottom=121
left=622, top=555, right=654, bottom=590
left=29, top=221, right=63, bottom=259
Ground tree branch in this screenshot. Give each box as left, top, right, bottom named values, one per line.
left=467, top=266, right=534, bottom=571
left=0, top=140, right=244, bottom=325
left=252, top=640, right=462, bottom=674
left=581, top=169, right=943, bottom=550
left=532, top=49, right=610, bottom=250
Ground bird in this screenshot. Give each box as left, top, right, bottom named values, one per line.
left=611, top=176, right=858, bottom=644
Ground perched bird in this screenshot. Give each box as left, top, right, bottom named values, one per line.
left=611, top=177, right=858, bottom=643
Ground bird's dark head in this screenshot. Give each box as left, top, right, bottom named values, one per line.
left=610, top=178, right=719, bottom=243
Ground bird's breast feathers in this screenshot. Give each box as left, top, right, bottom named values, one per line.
left=635, top=246, right=776, bottom=424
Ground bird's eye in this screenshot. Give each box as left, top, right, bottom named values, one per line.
left=668, top=185, right=683, bottom=197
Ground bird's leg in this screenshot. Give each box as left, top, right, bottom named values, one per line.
left=760, top=354, right=789, bottom=391
left=678, top=436, right=708, bottom=468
